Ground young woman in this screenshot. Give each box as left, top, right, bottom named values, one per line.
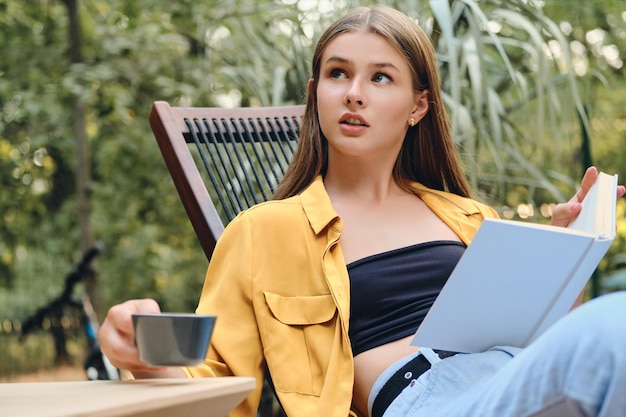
left=99, top=6, right=626, bottom=417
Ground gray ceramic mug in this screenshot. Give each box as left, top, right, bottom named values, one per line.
left=132, top=313, right=216, bottom=366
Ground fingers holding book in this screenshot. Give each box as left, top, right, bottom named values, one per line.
left=551, top=166, right=624, bottom=228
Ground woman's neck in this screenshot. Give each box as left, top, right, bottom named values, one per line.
left=324, top=155, right=404, bottom=205
left=324, top=172, right=404, bottom=205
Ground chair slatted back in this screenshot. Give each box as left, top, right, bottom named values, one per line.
left=149, top=101, right=305, bottom=261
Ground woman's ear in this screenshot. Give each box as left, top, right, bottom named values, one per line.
left=410, top=90, right=429, bottom=124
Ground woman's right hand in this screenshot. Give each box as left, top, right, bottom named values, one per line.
left=98, top=298, right=164, bottom=373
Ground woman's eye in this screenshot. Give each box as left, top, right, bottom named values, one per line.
left=373, top=73, right=391, bottom=83
left=329, top=68, right=347, bottom=79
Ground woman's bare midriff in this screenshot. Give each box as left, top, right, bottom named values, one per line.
left=352, top=335, right=421, bottom=417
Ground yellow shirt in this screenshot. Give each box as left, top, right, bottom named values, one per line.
left=186, top=176, right=498, bottom=417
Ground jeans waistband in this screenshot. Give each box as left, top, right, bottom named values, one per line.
left=370, top=350, right=457, bottom=417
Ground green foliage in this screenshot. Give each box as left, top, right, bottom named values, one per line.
left=425, top=0, right=582, bottom=204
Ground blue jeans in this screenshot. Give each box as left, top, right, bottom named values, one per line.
left=368, top=292, right=626, bottom=417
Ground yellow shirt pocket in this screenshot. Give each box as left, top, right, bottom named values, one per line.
left=263, top=292, right=338, bottom=395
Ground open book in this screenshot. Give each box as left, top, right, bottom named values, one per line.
left=412, top=172, right=618, bottom=353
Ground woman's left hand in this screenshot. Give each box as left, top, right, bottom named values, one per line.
left=551, top=166, right=625, bottom=228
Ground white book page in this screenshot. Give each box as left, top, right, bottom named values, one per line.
left=568, top=172, right=617, bottom=237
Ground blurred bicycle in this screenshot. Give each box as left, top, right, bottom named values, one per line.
left=20, top=242, right=119, bottom=380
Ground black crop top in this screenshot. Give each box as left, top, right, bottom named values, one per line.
left=348, top=240, right=466, bottom=356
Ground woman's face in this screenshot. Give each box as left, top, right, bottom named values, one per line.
left=316, top=30, right=428, bottom=162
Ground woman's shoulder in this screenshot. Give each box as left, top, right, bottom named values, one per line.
left=408, top=182, right=498, bottom=244
left=409, top=182, right=499, bottom=219
left=230, top=195, right=306, bottom=224
left=229, top=176, right=338, bottom=229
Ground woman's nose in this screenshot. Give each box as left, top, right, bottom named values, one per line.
left=343, top=80, right=366, bottom=107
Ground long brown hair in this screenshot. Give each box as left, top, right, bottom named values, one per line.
left=273, top=5, right=473, bottom=200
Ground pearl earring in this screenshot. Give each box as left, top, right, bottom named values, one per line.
left=409, top=117, right=417, bottom=127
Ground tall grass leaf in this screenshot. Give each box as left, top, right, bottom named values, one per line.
left=430, top=0, right=461, bottom=109
left=459, top=0, right=522, bottom=97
